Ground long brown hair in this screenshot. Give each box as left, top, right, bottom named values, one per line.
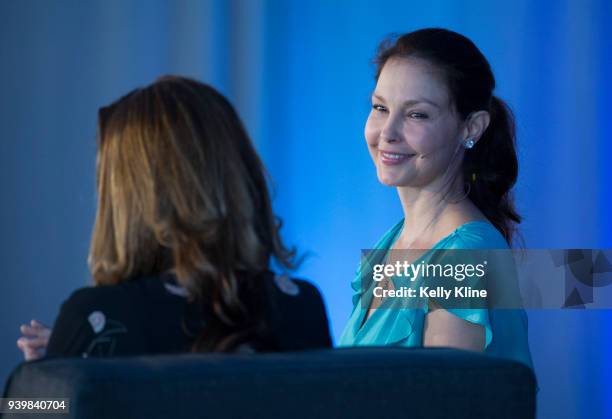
left=89, top=75, right=295, bottom=351
left=374, top=28, right=521, bottom=245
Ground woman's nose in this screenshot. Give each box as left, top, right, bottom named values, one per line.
left=380, top=118, right=400, bottom=143
left=382, top=134, right=399, bottom=143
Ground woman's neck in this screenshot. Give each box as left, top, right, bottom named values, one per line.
left=395, top=175, right=477, bottom=248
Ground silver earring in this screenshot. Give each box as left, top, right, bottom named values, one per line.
left=464, top=138, right=475, bottom=149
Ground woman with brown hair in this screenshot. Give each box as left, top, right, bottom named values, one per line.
left=339, top=28, right=533, bottom=370
left=17, top=76, right=331, bottom=358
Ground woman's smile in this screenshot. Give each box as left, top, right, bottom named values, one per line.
left=379, top=150, right=416, bottom=165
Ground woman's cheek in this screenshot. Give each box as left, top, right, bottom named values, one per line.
left=409, top=128, right=442, bottom=156
left=364, top=117, right=380, bottom=147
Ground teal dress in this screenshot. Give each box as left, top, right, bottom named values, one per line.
left=339, top=219, right=534, bottom=371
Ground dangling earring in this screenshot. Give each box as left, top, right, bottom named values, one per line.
left=464, top=138, right=475, bottom=149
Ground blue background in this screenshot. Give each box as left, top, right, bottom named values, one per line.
left=1, top=1, right=610, bottom=417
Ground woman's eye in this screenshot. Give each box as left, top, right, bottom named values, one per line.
left=408, top=112, right=428, bottom=119
left=372, top=104, right=387, bottom=113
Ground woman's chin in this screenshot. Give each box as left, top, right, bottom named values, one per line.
left=377, top=172, right=411, bottom=187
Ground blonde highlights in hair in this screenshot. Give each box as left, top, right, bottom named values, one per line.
left=89, top=76, right=295, bottom=351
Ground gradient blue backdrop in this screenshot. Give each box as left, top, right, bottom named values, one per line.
left=1, top=1, right=610, bottom=418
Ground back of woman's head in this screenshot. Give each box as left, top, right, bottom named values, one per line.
left=90, top=75, right=294, bottom=350
left=374, top=28, right=520, bottom=245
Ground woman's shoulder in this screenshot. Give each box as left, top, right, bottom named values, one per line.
left=442, top=220, right=510, bottom=250
left=47, top=276, right=187, bottom=358
left=262, top=272, right=332, bottom=349
left=63, top=273, right=323, bottom=308
left=269, top=273, right=322, bottom=298
left=61, top=276, right=170, bottom=312
left=60, top=284, right=119, bottom=315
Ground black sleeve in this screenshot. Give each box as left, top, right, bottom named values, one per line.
left=46, top=291, right=96, bottom=358
left=298, top=280, right=333, bottom=348
left=267, top=278, right=333, bottom=351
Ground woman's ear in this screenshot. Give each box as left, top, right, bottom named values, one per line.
left=462, top=110, right=491, bottom=145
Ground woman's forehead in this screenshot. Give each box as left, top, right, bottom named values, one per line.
left=375, top=57, right=450, bottom=107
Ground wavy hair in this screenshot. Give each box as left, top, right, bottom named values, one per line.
left=89, top=75, right=296, bottom=351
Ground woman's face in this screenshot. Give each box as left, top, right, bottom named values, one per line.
left=365, top=57, right=465, bottom=187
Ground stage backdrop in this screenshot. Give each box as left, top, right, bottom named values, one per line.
left=1, top=1, right=610, bottom=418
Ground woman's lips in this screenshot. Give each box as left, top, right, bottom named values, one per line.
left=379, top=150, right=416, bottom=165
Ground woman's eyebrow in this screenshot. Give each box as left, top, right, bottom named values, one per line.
left=372, top=93, right=440, bottom=109
left=407, top=98, right=440, bottom=108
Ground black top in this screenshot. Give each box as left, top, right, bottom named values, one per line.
left=46, top=271, right=332, bottom=358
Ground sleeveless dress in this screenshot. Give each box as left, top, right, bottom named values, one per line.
left=338, top=219, right=534, bottom=371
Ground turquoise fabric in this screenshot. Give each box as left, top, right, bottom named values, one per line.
left=339, top=219, right=534, bottom=371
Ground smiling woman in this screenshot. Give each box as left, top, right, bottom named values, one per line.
left=339, top=28, right=534, bottom=371
left=366, top=56, right=486, bottom=190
